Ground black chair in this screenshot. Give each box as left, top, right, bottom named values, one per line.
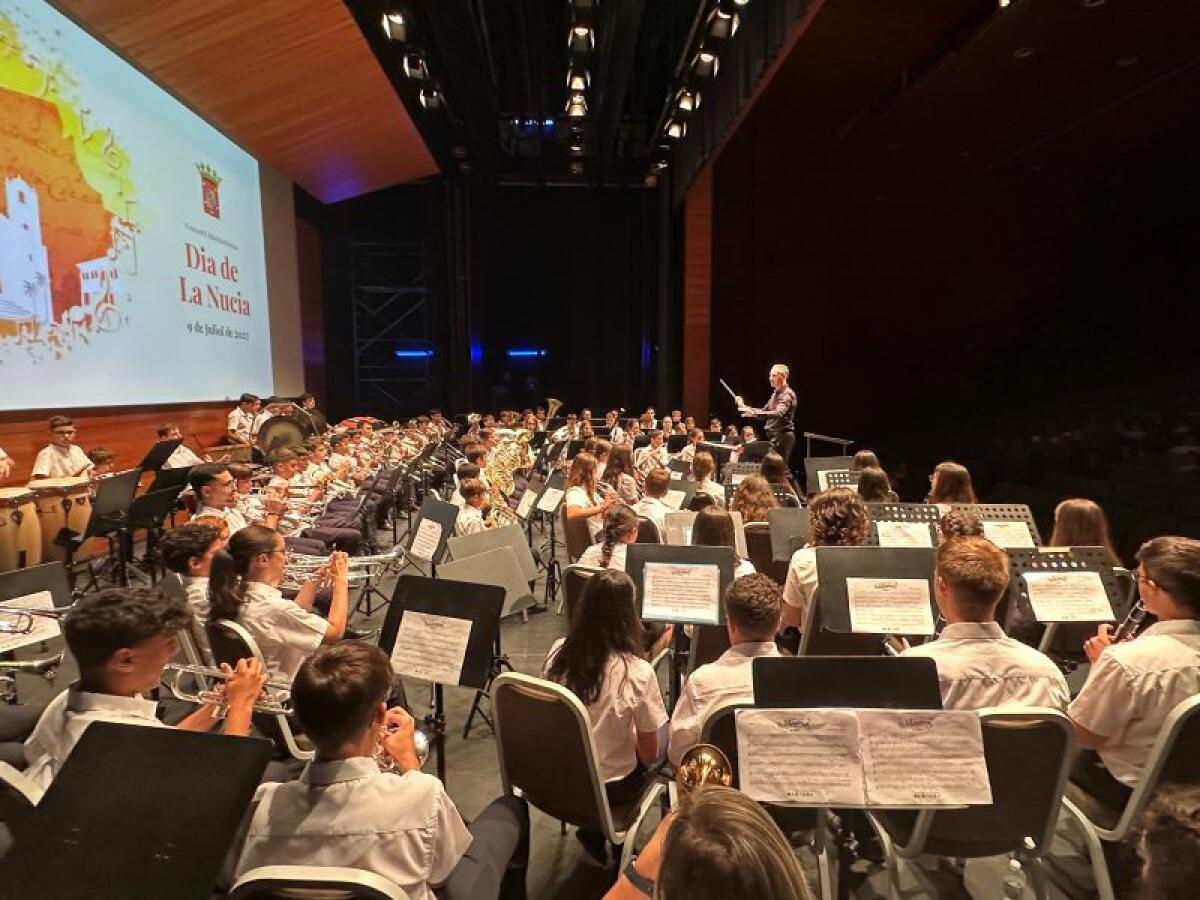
left=635, top=517, right=661, bottom=544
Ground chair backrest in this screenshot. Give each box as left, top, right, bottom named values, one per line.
left=906, top=708, right=1075, bottom=858
left=229, top=866, right=411, bottom=900
left=688, top=493, right=716, bottom=512
left=561, top=507, right=595, bottom=563
left=492, top=673, right=615, bottom=837
left=0, top=760, right=41, bottom=832
left=744, top=523, right=788, bottom=585
left=562, top=564, right=601, bottom=625
left=687, top=625, right=732, bottom=677
left=635, top=517, right=661, bottom=544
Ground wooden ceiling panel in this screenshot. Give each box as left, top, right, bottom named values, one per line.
left=54, top=0, right=438, bottom=202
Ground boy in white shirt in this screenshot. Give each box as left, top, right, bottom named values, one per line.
left=30, top=415, right=94, bottom=479
left=633, top=469, right=672, bottom=540
left=227, top=394, right=260, bottom=445
left=454, top=479, right=489, bottom=536
left=235, top=642, right=528, bottom=900
left=675, top=428, right=704, bottom=465
left=668, top=574, right=783, bottom=765
left=634, top=431, right=669, bottom=476
left=901, top=536, right=1069, bottom=711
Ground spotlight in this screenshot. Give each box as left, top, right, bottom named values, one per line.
left=708, top=8, right=740, bottom=39
left=651, top=160, right=668, bottom=173
left=675, top=88, right=700, bottom=114
left=732, top=0, right=751, bottom=6
left=692, top=49, right=719, bottom=78
left=419, top=87, right=442, bottom=109
left=665, top=119, right=687, bottom=140
left=566, top=93, right=588, bottom=118
left=402, top=54, right=429, bottom=80
left=381, top=10, right=407, bottom=41
left=568, top=25, right=594, bottom=53
left=567, top=68, right=590, bottom=91
left=569, top=140, right=585, bottom=157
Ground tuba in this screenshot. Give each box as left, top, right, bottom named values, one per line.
left=675, top=743, right=734, bottom=795
left=546, top=398, right=564, bottom=420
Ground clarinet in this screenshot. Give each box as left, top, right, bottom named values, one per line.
left=1112, top=599, right=1150, bottom=643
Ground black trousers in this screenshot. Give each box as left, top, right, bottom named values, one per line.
left=771, top=430, right=796, bottom=468
left=1070, top=749, right=1134, bottom=810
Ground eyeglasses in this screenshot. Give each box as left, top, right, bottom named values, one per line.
left=53, top=430, right=77, bottom=437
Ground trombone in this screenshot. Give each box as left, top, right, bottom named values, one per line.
left=161, top=663, right=294, bottom=718
left=0, top=604, right=75, bottom=635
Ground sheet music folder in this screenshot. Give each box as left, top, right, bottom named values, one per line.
left=626, top=544, right=737, bottom=625
left=813, top=546, right=937, bottom=634
left=0, top=724, right=272, bottom=900
left=379, top=575, right=503, bottom=691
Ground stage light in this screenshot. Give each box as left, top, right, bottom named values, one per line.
left=395, top=349, right=434, bottom=359
left=675, top=88, right=700, bottom=114
left=569, top=141, right=585, bottom=157
left=708, top=9, right=740, bottom=39
left=569, top=160, right=584, bottom=175
left=566, top=93, right=588, bottom=118
left=692, top=49, right=719, bottom=78
left=665, top=119, right=687, bottom=140
left=732, top=0, right=751, bottom=6
left=470, top=343, right=483, bottom=365
left=543, top=117, right=556, bottom=130
left=419, top=87, right=442, bottom=109
left=507, top=349, right=548, bottom=359
left=651, top=160, right=668, bottom=173
left=568, top=25, right=594, bottom=53
left=402, top=54, right=429, bottom=80
left=567, top=68, right=590, bottom=91
left=381, top=11, right=407, bottom=41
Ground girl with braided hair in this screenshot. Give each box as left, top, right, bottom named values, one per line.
left=579, top=503, right=640, bottom=571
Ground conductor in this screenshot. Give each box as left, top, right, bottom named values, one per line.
left=736, top=363, right=798, bottom=466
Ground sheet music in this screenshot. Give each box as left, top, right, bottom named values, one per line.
left=535, top=486, right=564, bottom=513
left=982, top=520, right=1036, bottom=549
left=876, top=521, right=934, bottom=548
left=515, top=487, right=537, bottom=518
left=737, top=708, right=866, bottom=805
left=669, top=470, right=683, bottom=481
left=682, top=525, right=693, bottom=545
left=846, top=577, right=935, bottom=635
left=730, top=473, right=749, bottom=485
left=0, top=591, right=59, bottom=655
left=641, top=562, right=721, bottom=624
left=390, top=611, right=472, bottom=686
left=859, top=710, right=992, bottom=808
left=409, top=518, right=443, bottom=562
left=1023, top=570, right=1113, bottom=622
left=664, top=489, right=687, bottom=510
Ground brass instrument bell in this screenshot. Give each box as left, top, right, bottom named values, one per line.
left=675, top=742, right=734, bottom=795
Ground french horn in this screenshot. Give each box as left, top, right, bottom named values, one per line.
left=675, top=742, right=735, bottom=795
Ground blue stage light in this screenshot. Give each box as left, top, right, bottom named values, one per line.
left=394, top=349, right=434, bottom=359
left=507, top=348, right=548, bottom=359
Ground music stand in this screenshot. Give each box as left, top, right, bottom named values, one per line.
left=701, top=442, right=735, bottom=471
left=627, top=543, right=738, bottom=706
left=768, top=507, right=811, bottom=562
left=146, top=465, right=194, bottom=496
left=663, top=511, right=698, bottom=546
left=866, top=503, right=941, bottom=548
left=739, top=440, right=773, bottom=463
left=666, top=434, right=689, bottom=454
left=528, top=431, right=548, bottom=452
left=952, top=503, right=1043, bottom=547
left=663, top=480, right=697, bottom=512
left=136, top=439, right=183, bottom=473
left=68, top=470, right=142, bottom=589
left=632, top=434, right=650, bottom=450
left=804, top=456, right=855, bottom=495
left=379, top=575, right=504, bottom=783
left=822, top=470, right=858, bottom=490
left=752, top=656, right=943, bottom=710
left=801, top=546, right=937, bottom=656
left=703, top=431, right=725, bottom=443
left=448, top=522, right=539, bottom=584
left=0, top=723, right=271, bottom=900
left=127, top=487, right=191, bottom=583
left=565, top=440, right=585, bottom=461
left=667, top=458, right=691, bottom=475
left=0, top=561, right=73, bottom=607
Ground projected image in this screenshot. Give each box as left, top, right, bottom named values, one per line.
left=0, top=2, right=272, bottom=409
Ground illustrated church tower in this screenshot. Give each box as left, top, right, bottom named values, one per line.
left=0, top=177, right=53, bottom=323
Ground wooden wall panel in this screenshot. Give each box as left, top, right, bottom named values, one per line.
left=296, top=217, right=326, bottom=405
left=0, top=402, right=229, bottom=488
left=682, top=165, right=714, bottom=420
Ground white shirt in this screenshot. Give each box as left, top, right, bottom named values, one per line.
left=544, top=639, right=668, bottom=782
left=328, top=452, right=355, bottom=474
left=579, top=542, right=628, bottom=571
left=610, top=425, right=627, bottom=445
left=552, top=424, right=579, bottom=442
left=31, top=444, right=93, bottom=478
left=251, top=410, right=274, bottom=439
left=564, top=485, right=603, bottom=540
left=238, top=581, right=328, bottom=683
left=163, top=443, right=205, bottom=469
left=24, top=685, right=164, bottom=791
left=901, top=622, right=1069, bottom=712
left=633, top=496, right=671, bottom=542
left=677, top=443, right=699, bottom=465
left=227, top=408, right=256, bottom=442
left=694, top=477, right=725, bottom=508
left=783, top=546, right=818, bottom=624
left=454, top=504, right=487, bottom=537
left=236, top=757, right=472, bottom=900
left=634, top=445, right=669, bottom=474
left=193, top=504, right=249, bottom=533
left=668, top=641, right=780, bottom=765
left=1069, top=619, right=1200, bottom=786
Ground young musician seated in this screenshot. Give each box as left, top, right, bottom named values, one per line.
left=759, top=453, right=797, bottom=502
left=782, top=489, right=869, bottom=629
left=24, top=587, right=263, bottom=791
left=266, top=450, right=362, bottom=554
left=926, top=460, right=978, bottom=509
left=210, top=526, right=349, bottom=683
left=454, top=479, right=489, bottom=536
left=632, top=469, right=673, bottom=541
left=543, top=571, right=671, bottom=864
left=157, top=423, right=209, bottom=469
left=690, top=451, right=724, bottom=508
left=227, top=393, right=260, bottom=446
left=855, top=466, right=898, bottom=503
left=30, top=415, right=94, bottom=480
left=191, top=463, right=250, bottom=532
left=1068, top=536, right=1200, bottom=808
left=676, top=429, right=704, bottom=465
left=900, top=536, right=1069, bottom=710
left=691, top=508, right=755, bottom=579
left=159, top=523, right=225, bottom=631
left=729, top=476, right=777, bottom=524
left=602, top=445, right=641, bottom=504
left=579, top=504, right=640, bottom=570
left=86, top=447, right=116, bottom=477
left=449, top=464, right=481, bottom=507
left=634, top=431, right=669, bottom=476
left=234, top=642, right=529, bottom=900
left=667, top=574, right=781, bottom=765
left=564, top=451, right=615, bottom=542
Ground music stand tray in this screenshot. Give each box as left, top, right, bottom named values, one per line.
left=952, top=503, right=1044, bottom=546
left=666, top=434, right=688, bottom=454
left=136, top=439, right=183, bottom=473
left=626, top=544, right=737, bottom=626
left=812, top=546, right=937, bottom=635
left=803, top=456, right=855, bottom=495
left=767, top=507, right=811, bottom=562
left=752, top=656, right=942, bottom=710
left=0, top=562, right=74, bottom=608
left=146, top=466, right=194, bottom=496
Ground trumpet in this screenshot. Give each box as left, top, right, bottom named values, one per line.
left=374, top=724, right=431, bottom=772
left=0, top=604, right=75, bottom=635
left=280, top=548, right=404, bottom=592
left=161, top=663, right=293, bottom=718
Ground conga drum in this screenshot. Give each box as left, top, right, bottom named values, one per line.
left=0, top=488, right=42, bottom=571
left=30, top=477, right=91, bottom=562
